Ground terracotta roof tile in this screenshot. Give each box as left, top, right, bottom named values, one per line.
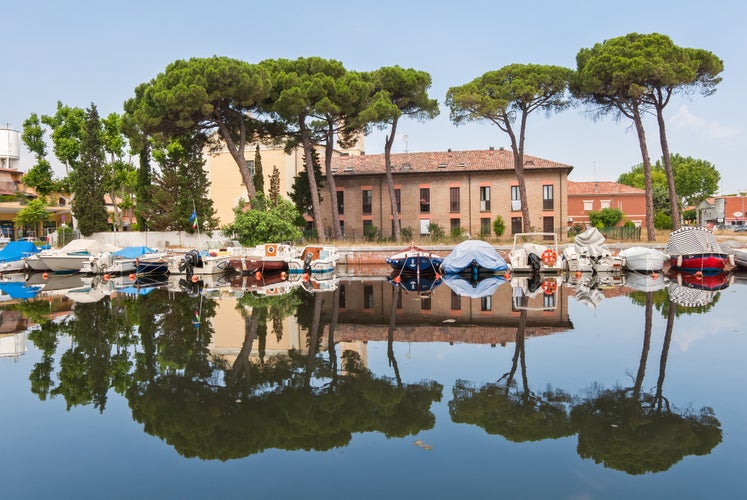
left=330, top=149, right=573, bottom=175
left=567, top=181, right=644, bottom=195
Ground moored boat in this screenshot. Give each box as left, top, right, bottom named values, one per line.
left=385, top=244, right=443, bottom=275
left=509, top=232, right=562, bottom=274
left=619, top=246, right=669, bottom=272
left=440, top=240, right=508, bottom=275
left=0, top=241, right=40, bottom=273
left=227, top=243, right=295, bottom=275
left=666, top=226, right=732, bottom=273
left=561, top=227, right=624, bottom=273
left=81, top=245, right=165, bottom=275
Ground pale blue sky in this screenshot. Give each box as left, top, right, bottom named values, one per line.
left=3, top=0, right=745, bottom=191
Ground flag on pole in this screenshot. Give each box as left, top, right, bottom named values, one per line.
left=189, top=210, right=198, bottom=229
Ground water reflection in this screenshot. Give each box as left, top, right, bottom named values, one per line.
left=1, top=268, right=733, bottom=470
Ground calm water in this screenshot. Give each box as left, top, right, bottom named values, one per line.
left=1, top=268, right=745, bottom=499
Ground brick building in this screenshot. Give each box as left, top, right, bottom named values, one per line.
left=566, top=181, right=646, bottom=228
left=321, top=148, right=573, bottom=240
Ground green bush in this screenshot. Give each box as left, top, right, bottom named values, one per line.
left=492, top=215, right=506, bottom=237
left=567, top=223, right=585, bottom=237
left=589, top=207, right=623, bottom=228
left=364, top=223, right=378, bottom=242
left=401, top=226, right=413, bottom=241
left=428, top=222, right=445, bottom=242
left=654, top=210, right=673, bottom=230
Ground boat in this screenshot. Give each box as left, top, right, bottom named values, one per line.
left=0, top=240, right=40, bottom=273
left=168, top=249, right=235, bottom=276
left=385, top=244, right=443, bottom=275
left=510, top=275, right=561, bottom=310
left=731, top=247, right=747, bottom=270
left=561, top=227, right=624, bottom=273
left=226, top=243, right=295, bottom=275
left=625, top=271, right=667, bottom=292
left=33, top=239, right=121, bottom=273
left=667, top=270, right=733, bottom=308
left=387, top=272, right=443, bottom=295
left=508, top=232, right=562, bottom=274
left=619, top=246, right=669, bottom=272
left=440, top=240, right=508, bottom=275
left=81, top=245, right=165, bottom=275
left=442, top=274, right=505, bottom=298
left=288, top=245, right=340, bottom=275
left=0, top=280, right=43, bottom=301
left=666, top=226, right=733, bottom=273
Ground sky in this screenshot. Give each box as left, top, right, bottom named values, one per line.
left=2, top=0, right=745, bottom=192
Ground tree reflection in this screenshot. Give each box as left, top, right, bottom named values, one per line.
left=571, top=290, right=722, bottom=474
left=449, top=295, right=575, bottom=442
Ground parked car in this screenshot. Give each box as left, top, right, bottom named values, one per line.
left=734, top=225, right=747, bottom=232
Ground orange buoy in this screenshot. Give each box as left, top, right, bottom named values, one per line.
left=435, top=273, right=441, bottom=280
left=255, top=271, right=262, bottom=280
left=393, top=276, right=401, bottom=283
left=303, top=272, right=309, bottom=281
left=503, top=271, right=510, bottom=280
left=575, top=270, right=582, bottom=278
left=129, top=273, right=136, bottom=280
left=191, top=275, right=199, bottom=283
left=651, top=271, right=659, bottom=279
left=103, top=274, right=110, bottom=281
left=42, top=272, right=49, bottom=280
left=280, top=271, right=287, bottom=279
left=694, top=270, right=703, bottom=280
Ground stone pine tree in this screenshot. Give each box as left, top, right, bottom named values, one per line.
left=254, top=145, right=265, bottom=196
left=269, top=165, right=281, bottom=207
left=72, top=104, right=110, bottom=236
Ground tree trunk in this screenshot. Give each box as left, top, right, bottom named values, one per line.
left=324, top=124, right=343, bottom=240
left=300, top=124, right=326, bottom=242
left=655, top=105, right=682, bottom=230
left=214, top=112, right=256, bottom=201
left=655, top=299, right=676, bottom=411
left=634, top=292, right=653, bottom=398
left=507, top=118, right=532, bottom=233
left=631, top=106, right=657, bottom=241
left=387, top=287, right=402, bottom=387
left=385, top=119, right=401, bottom=244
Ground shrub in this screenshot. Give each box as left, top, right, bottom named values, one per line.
left=654, top=210, right=673, bottom=230
left=428, top=222, right=445, bottom=242
left=492, top=215, right=506, bottom=237
left=401, top=226, right=413, bottom=241
left=567, top=223, right=585, bottom=237
left=588, top=207, right=623, bottom=228
left=364, top=223, right=378, bottom=242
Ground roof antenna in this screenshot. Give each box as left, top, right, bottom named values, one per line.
left=402, top=134, right=409, bottom=153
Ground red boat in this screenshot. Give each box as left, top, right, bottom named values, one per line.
left=666, top=227, right=733, bottom=273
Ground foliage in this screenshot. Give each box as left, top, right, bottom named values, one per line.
left=134, top=142, right=152, bottom=230
left=149, top=137, right=218, bottom=232
left=21, top=113, right=57, bottom=195
left=654, top=210, right=673, bottom=230
left=588, top=208, right=623, bottom=228
left=364, top=223, right=379, bottom=242
left=72, top=104, right=110, bottom=236
left=450, top=225, right=466, bottom=241
left=492, top=215, right=506, bottom=237
left=401, top=226, right=413, bottom=241
left=253, top=145, right=264, bottom=195
left=682, top=208, right=696, bottom=222
left=224, top=195, right=303, bottom=246
left=428, top=222, right=445, bottom=242
left=668, top=154, right=720, bottom=207
left=289, top=149, right=324, bottom=215
left=268, top=165, right=281, bottom=207
left=14, top=198, right=49, bottom=233
left=567, top=223, right=585, bottom=237
left=41, top=101, right=86, bottom=173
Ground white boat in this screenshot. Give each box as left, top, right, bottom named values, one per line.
left=0, top=240, right=40, bottom=273
left=33, top=239, right=120, bottom=273
left=288, top=245, right=340, bottom=275
left=227, top=243, right=296, bottom=275
left=168, top=249, right=234, bottom=275
left=732, top=248, right=747, bottom=270
left=618, top=246, right=669, bottom=272
left=508, top=232, right=562, bottom=273
left=562, top=227, right=624, bottom=273
left=81, top=245, right=166, bottom=275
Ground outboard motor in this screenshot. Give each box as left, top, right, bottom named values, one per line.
left=303, top=251, right=313, bottom=275
left=178, top=249, right=201, bottom=277
left=527, top=252, right=542, bottom=274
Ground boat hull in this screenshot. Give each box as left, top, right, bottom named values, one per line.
left=387, top=254, right=443, bottom=274
left=669, top=253, right=729, bottom=273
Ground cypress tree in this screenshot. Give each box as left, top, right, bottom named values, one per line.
left=253, top=145, right=264, bottom=196
left=72, top=104, right=110, bottom=236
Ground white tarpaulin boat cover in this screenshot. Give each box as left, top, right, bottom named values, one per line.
left=440, top=240, right=508, bottom=274
left=574, top=227, right=612, bottom=258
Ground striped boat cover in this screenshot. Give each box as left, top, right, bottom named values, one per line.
left=665, top=227, right=723, bottom=256
left=668, top=282, right=714, bottom=308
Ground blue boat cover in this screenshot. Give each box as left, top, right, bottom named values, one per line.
left=440, top=240, right=508, bottom=274
left=113, top=246, right=157, bottom=258
left=443, top=274, right=506, bottom=298
left=0, top=241, right=39, bottom=263
left=0, top=281, right=42, bottom=300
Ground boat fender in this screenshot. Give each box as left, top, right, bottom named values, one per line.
left=677, top=255, right=683, bottom=268
left=729, top=254, right=735, bottom=266
left=677, top=273, right=683, bottom=285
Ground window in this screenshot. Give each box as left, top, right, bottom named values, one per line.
left=394, top=189, right=401, bottom=213
left=421, top=296, right=432, bottom=311
left=480, top=186, right=491, bottom=211
left=362, top=189, right=372, bottom=214
left=339, top=220, right=345, bottom=237
left=600, top=199, right=611, bottom=209
left=543, top=216, right=554, bottom=235
left=58, top=197, right=66, bottom=206
left=339, top=284, right=346, bottom=308
left=363, top=219, right=373, bottom=236
left=543, top=293, right=556, bottom=309
left=481, top=295, right=492, bottom=312
left=450, top=187, right=460, bottom=212
left=511, top=186, right=521, bottom=211
left=420, top=219, right=430, bottom=236
left=583, top=200, right=593, bottom=211
left=420, top=188, right=430, bottom=213
left=337, top=190, right=344, bottom=215
left=511, top=217, right=522, bottom=234
left=543, top=185, right=554, bottom=210
left=480, top=217, right=491, bottom=237
left=363, top=285, right=374, bottom=309
left=451, top=291, right=462, bottom=311
left=450, top=218, right=460, bottom=234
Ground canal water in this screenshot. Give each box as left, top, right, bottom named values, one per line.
left=0, top=268, right=745, bottom=499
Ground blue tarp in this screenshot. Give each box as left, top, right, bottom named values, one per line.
left=0, top=281, right=42, bottom=300
left=0, top=241, right=39, bottom=263
left=113, top=246, right=157, bottom=259
left=440, top=240, right=508, bottom=274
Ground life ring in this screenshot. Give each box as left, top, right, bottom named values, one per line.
left=541, top=280, right=557, bottom=295
left=541, top=248, right=557, bottom=265
left=265, top=244, right=276, bottom=257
